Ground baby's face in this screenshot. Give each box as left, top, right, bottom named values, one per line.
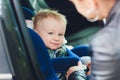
left=36, top=17, right=66, bottom=50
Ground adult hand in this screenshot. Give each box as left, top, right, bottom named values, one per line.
left=66, top=61, right=84, bottom=80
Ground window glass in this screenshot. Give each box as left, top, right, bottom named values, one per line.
left=0, top=0, right=43, bottom=80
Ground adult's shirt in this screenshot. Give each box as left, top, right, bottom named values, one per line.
left=90, top=0, right=120, bottom=80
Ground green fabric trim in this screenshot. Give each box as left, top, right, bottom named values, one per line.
left=66, top=26, right=102, bottom=46
left=47, top=45, right=67, bottom=80
left=29, top=0, right=49, bottom=13
left=47, top=45, right=67, bottom=58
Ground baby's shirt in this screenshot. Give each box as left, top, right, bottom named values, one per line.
left=48, top=45, right=68, bottom=58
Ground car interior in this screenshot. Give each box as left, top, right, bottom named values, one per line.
left=21, top=0, right=104, bottom=47
left=0, top=0, right=104, bottom=80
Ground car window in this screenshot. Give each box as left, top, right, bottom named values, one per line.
left=0, top=0, right=44, bottom=80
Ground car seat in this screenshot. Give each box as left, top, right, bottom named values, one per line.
left=28, top=28, right=82, bottom=80
left=71, top=45, right=90, bottom=57
left=28, top=28, right=58, bottom=80
left=22, top=6, right=34, bottom=20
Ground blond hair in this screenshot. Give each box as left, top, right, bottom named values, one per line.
left=33, top=9, right=67, bottom=29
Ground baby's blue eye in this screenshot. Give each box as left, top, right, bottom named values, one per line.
left=59, top=34, right=64, bottom=36
left=48, top=32, right=53, bottom=35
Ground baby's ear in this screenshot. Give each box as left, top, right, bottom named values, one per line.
left=63, top=37, right=67, bottom=44
left=63, top=37, right=73, bottom=50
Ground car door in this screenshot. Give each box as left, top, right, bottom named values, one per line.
left=0, top=0, right=44, bottom=80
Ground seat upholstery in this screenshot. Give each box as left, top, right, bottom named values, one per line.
left=71, top=45, right=89, bottom=57
left=22, top=6, right=34, bottom=20
left=52, top=56, right=79, bottom=73
left=28, top=28, right=58, bottom=80
left=28, top=28, right=88, bottom=79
